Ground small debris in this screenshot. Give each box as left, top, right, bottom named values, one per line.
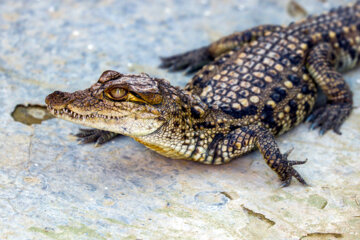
left=300, top=232, right=343, bottom=239
left=23, top=176, right=41, bottom=184
left=220, top=191, right=240, bottom=200
left=242, top=205, right=275, bottom=227
left=287, top=0, right=308, bottom=18
left=11, top=104, right=54, bottom=125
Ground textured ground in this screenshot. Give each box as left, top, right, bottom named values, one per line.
left=0, top=0, right=359, bottom=239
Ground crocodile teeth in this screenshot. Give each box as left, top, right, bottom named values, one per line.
left=48, top=106, right=120, bottom=121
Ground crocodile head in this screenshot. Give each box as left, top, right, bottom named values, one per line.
left=45, top=70, right=197, bottom=136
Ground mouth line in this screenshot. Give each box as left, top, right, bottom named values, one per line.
left=47, top=106, right=127, bottom=121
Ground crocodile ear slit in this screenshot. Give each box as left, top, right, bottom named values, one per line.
left=98, top=70, right=122, bottom=83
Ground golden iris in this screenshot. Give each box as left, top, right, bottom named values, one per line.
left=107, top=88, right=127, bottom=100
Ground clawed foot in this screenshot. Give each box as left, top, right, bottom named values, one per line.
left=278, top=148, right=308, bottom=187
left=159, top=46, right=213, bottom=74
left=307, top=103, right=352, bottom=135
left=74, top=128, right=119, bottom=146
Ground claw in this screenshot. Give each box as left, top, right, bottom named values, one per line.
left=280, top=165, right=308, bottom=187
left=333, top=124, right=342, bottom=135
left=308, top=103, right=351, bottom=135
left=288, top=158, right=307, bottom=166
left=306, top=115, right=314, bottom=122
left=159, top=61, right=170, bottom=69
left=73, top=128, right=120, bottom=146
left=185, top=65, right=199, bottom=75
left=310, top=122, right=318, bottom=130
left=291, top=168, right=308, bottom=185
left=283, top=147, right=294, bottom=159
left=280, top=178, right=292, bottom=188
left=159, top=46, right=212, bottom=73
left=276, top=147, right=308, bottom=187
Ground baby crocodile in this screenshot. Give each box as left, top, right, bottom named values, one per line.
left=45, top=2, right=359, bottom=187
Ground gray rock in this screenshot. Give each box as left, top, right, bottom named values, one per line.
left=0, top=0, right=359, bottom=239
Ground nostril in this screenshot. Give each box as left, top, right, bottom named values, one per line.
left=53, top=91, right=66, bottom=98
left=54, top=91, right=61, bottom=94
left=45, top=90, right=73, bottom=108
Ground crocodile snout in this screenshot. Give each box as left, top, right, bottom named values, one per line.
left=45, top=91, right=74, bottom=110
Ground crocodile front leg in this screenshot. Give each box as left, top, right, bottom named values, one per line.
left=75, top=129, right=120, bottom=146
left=159, top=24, right=283, bottom=74
left=203, top=125, right=307, bottom=187
left=253, top=126, right=307, bottom=187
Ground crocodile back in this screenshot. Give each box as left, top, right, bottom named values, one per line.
left=186, top=2, right=360, bottom=135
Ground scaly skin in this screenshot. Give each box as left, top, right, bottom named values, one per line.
left=46, top=2, right=359, bottom=186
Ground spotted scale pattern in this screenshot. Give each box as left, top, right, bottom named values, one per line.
left=187, top=30, right=318, bottom=136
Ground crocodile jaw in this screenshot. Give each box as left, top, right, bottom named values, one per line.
left=45, top=90, right=165, bottom=136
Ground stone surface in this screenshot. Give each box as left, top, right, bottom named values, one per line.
left=0, top=0, right=359, bottom=239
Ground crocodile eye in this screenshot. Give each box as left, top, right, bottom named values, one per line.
left=107, top=88, right=128, bottom=100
